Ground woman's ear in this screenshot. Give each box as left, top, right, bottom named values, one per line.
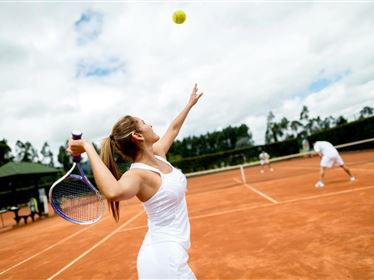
left=131, top=132, right=144, bottom=142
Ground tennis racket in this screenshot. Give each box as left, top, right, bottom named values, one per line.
left=49, top=130, right=105, bottom=225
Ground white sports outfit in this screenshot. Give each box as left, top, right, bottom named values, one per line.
left=259, top=152, right=270, bottom=165
left=130, top=155, right=196, bottom=280
left=313, top=141, right=344, bottom=168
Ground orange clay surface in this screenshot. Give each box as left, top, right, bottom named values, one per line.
left=0, top=150, right=373, bottom=279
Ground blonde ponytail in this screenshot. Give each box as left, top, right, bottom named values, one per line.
left=100, top=137, right=120, bottom=222
left=100, top=115, right=141, bottom=222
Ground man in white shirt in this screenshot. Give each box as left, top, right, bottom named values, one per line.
left=259, top=150, right=273, bottom=173
left=313, top=141, right=355, bottom=188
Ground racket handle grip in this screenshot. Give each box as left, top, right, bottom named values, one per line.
left=72, top=130, right=83, bottom=163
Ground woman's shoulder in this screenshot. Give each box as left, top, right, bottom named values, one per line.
left=121, top=168, right=143, bottom=179
left=119, top=169, right=156, bottom=188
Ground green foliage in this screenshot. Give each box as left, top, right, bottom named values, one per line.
left=265, top=105, right=372, bottom=145
left=0, top=139, right=13, bottom=166
left=359, top=106, right=373, bottom=119
left=171, top=107, right=373, bottom=173
left=40, top=142, right=54, bottom=167
left=168, top=124, right=254, bottom=159
left=171, top=138, right=300, bottom=173
left=308, top=116, right=374, bottom=150
left=15, top=140, right=38, bottom=162
left=57, top=140, right=72, bottom=171
left=335, top=116, right=348, bottom=126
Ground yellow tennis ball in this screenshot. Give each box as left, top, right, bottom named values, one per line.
left=172, top=10, right=186, bottom=24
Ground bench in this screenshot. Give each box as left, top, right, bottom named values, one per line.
left=13, top=214, right=31, bottom=224
left=13, top=211, right=48, bottom=224
left=30, top=211, right=49, bottom=222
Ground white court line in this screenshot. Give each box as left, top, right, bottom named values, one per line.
left=0, top=215, right=109, bottom=276
left=243, top=183, right=279, bottom=204
left=119, top=225, right=148, bottom=232
left=279, top=166, right=317, bottom=170
left=280, top=166, right=374, bottom=172
left=351, top=168, right=374, bottom=172
left=281, top=185, right=374, bottom=204
left=233, top=178, right=279, bottom=204
left=48, top=209, right=144, bottom=280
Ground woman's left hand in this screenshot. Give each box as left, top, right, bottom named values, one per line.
left=188, top=83, right=203, bottom=107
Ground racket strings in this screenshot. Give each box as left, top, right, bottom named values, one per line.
left=51, top=177, right=104, bottom=223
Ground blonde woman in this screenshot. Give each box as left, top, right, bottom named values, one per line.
left=68, top=84, right=203, bottom=279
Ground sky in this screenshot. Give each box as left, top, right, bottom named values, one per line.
left=0, top=1, right=373, bottom=163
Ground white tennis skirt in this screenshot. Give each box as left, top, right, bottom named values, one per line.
left=137, top=242, right=196, bottom=279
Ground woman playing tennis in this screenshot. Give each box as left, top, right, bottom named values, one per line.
left=67, top=84, right=202, bottom=279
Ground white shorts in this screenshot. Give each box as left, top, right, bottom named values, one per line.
left=320, top=154, right=344, bottom=168
left=260, top=159, right=269, bottom=165
left=137, top=242, right=196, bottom=280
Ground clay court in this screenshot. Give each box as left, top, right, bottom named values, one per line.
left=0, top=150, right=373, bottom=279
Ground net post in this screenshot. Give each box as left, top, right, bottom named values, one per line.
left=240, top=165, right=246, bottom=184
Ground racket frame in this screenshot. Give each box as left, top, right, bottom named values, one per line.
left=49, top=131, right=105, bottom=225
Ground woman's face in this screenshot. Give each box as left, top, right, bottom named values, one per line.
left=135, top=118, right=160, bottom=143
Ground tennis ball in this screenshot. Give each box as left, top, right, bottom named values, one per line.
left=172, top=10, right=186, bottom=24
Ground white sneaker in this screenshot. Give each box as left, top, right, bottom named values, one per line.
left=315, top=181, right=325, bottom=188
left=350, top=176, right=356, bottom=182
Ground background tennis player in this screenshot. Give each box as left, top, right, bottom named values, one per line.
left=313, top=140, right=356, bottom=188
left=259, top=150, right=273, bottom=173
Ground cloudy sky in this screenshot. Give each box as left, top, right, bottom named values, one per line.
left=1, top=1, right=373, bottom=162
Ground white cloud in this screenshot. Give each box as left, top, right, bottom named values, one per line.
left=0, top=2, right=373, bottom=162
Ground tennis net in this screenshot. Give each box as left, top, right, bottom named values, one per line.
left=186, top=138, right=374, bottom=193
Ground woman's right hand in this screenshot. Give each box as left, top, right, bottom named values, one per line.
left=67, top=138, right=90, bottom=157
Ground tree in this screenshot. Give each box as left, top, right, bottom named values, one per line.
left=265, top=111, right=275, bottom=144
left=359, top=106, right=374, bottom=119
left=279, top=117, right=290, bottom=139
left=335, top=116, right=348, bottom=126
left=321, top=116, right=335, bottom=130
left=168, top=123, right=254, bottom=159
left=305, top=116, right=324, bottom=135
left=299, top=105, right=310, bottom=135
left=265, top=112, right=289, bottom=143
left=290, top=120, right=302, bottom=138
left=271, top=122, right=282, bottom=143
left=58, top=140, right=72, bottom=171
left=0, top=139, right=14, bottom=166
left=15, top=140, right=38, bottom=162
left=299, top=105, right=309, bottom=121
left=235, top=126, right=255, bottom=148
left=40, top=142, right=54, bottom=167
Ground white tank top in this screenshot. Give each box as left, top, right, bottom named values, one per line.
left=130, top=155, right=191, bottom=250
